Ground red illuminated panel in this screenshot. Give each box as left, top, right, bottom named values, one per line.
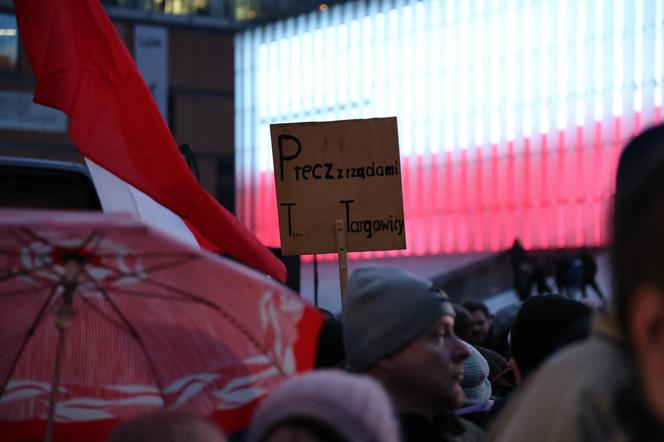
left=244, top=119, right=664, bottom=262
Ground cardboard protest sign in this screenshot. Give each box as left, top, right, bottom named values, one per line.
left=270, top=117, right=406, bottom=255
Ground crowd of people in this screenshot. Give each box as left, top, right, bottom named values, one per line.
left=106, top=123, right=664, bottom=441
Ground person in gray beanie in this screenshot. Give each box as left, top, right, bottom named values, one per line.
left=342, top=266, right=486, bottom=442
left=456, top=343, right=494, bottom=429
left=246, top=370, right=399, bottom=442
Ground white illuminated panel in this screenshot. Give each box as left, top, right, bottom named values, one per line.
left=235, top=0, right=664, bottom=255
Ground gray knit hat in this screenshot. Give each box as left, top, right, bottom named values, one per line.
left=461, top=342, right=491, bottom=406
left=342, top=266, right=454, bottom=371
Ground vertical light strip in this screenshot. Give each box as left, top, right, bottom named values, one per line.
left=594, top=0, right=604, bottom=121
left=655, top=0, right=663, bottom=108
left=400, top=1, right=413, bottom=157
left=314, top=12, right=325, bottom=113
left=324, top=10, right=336, bottom=110
left=473, top=0, right=485, bottom=147
left=458, top=0, right=470, bottom=149
left=362, top=3, right=374, bottom=119
left=556, top=0, right=568, bottom=130
left=506, top=0, right=516, bottom=141
left=349, top=16, right=360, bottom=119
left=522, top=0, right=533, bottom=137
left=387, top=6, right=399, bottom=118
left=489, top=0, right=500, bottom=144
left=414, top=1, right=427, bottom=156
left=429, top=0, right=441, bottom=154
left=538, top=0, right=549, bottom=134
left=373, top=3, right=385, bottom=116
left=301, top=16, right=313, bottom=116
left=521, top=0, right=533, bottom=249
left=634, top=0, right=643, bottom=113
left=443, top=0, right=455, bottom=152
left=576, top=0, right=586, bottom=125
left=613, top=0, right=624, bottom=117
left=281, top=20, right=292, bottom=119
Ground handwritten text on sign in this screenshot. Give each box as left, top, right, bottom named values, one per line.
left=270, top=118, right=406, bottom=255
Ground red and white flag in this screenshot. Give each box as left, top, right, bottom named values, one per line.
left=13, top=0, right=286, bottom=282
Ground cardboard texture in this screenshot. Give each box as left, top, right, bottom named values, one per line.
left=270, top=117, right=406, bottom=255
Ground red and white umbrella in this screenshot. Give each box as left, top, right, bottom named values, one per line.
left=0, top=210, right=322, bottom=442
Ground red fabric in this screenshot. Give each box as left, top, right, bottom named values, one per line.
left=0, top=209, right=323, bottom=441
left=12, top=0, right=286, bottom=282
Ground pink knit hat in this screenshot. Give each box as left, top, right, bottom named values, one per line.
left=247, top=370, right=399, bottom=442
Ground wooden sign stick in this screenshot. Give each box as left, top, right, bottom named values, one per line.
left=335, top=219, right=349, bottom=298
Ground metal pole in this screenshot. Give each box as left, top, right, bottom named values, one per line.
left=44, top=260, right=80, bottom=442
left=313, top=254, right=319, bottom=307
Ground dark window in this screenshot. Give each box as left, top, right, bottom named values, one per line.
left=0, top=13, right=18, bottom=70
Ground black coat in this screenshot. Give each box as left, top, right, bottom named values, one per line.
left=398, top=412, right=486, bottom=442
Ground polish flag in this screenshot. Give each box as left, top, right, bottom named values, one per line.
left=13, top=0, right=286, bottom=282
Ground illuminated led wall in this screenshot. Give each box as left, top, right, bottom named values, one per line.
left=235, top=0, right=664, bottom=260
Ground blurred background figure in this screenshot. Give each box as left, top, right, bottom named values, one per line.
left=246, top=370, right=399, bottom=442
left=580, top=252, right=604, bottom=300
left=509, top=239, right=534, bottom=301
left=464, top=302, right=509, bottom=358
left=107, top=411, right=225, bottom=442
left=555, top=254, right=605, bottom=301
left=453, top=304, right=515, bottom=399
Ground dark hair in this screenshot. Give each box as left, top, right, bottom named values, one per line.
left=510, top=295, right=592, bottom=379
left=612, top=123, right=664, bottom=333
left=315, top=313, right=346, bottom=369
left=463, top=301, right=491, bottom=318
left=262, top=417, right=347, bottom=442
left=107, top=411, right=224, bottom=442
left=452, top=304, right=473, bottom=342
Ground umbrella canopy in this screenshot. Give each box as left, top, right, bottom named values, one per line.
left=0, top=210, right=322, bottom=442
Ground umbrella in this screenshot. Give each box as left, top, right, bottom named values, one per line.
left=0, top=210, right=322, bottom=442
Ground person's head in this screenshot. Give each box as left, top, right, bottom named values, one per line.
left=246, top=370, right=399, bottom=442
left=452, top=304, right=474, bottom=342
left=315, top=309, right=346, bottom=369
left=342, top=266, right=470, bottom=418
left=460, top=343, right=492, bottom=408
left=509, top=295, right=592, bottom=383
left=107, top=411, right=225, bottom=442
left=463, top=301, right=493, bottom=345
left=612, top=123, right=664, bottom=423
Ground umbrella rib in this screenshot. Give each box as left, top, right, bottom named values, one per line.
left=76, top=254, right=200, bottom=286
left=92, top=252, right=198, bottom=259
left=102, top=287, right=210, bottom=305
left=7, top=228, right=36, bottom=250
left=118, top=254, right=200, bottom=276
left=77, top=295, right=134, bottom=333
left=0, top=285, right=51, bottom=298
left=0, top=282, right=59, bottom=399
left=0, top=262, right=56, bottom=283
left=139, top=254, right=200, bottom=274
left=136, top=278, right=286, bottom=377
left=80, top=268, right=169, bottom=406
left=83, top=272, right=287, bottom=378
left=7, top=228, right=58, bottom=273
left=80, top=230, right=104, bottom=253
left=18, top=227, right=56, bottom=249
left=134, top=278, right=219, bottom=309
